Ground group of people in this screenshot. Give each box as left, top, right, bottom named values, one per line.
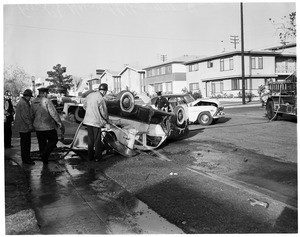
left=11, top=87, right=64, bottom=165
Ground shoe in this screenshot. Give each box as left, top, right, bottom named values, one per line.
left=23, top=160, right=35, bottom=165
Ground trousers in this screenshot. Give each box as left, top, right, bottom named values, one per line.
left=4, top=121, right=12, bottom=147
left=86, top=125, right=103, bottom=160
left=20, top=132, right=32, bottom=162
left=36, top=129, right=58, bottom=163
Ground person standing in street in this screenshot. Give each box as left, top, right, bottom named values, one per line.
left=155, top=91, right=169, bottom=111
left=82, top=83, right=110, bottom=162
left=4, top=91, right=15, bottom=148
left=31, top=87, right=64, bottom=165
left=14, top=89, right=35, bottom=165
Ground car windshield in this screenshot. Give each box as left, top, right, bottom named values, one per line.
left=183, top=94, right=195, bottom=103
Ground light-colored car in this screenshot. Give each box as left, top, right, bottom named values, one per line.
left=151, top=94, right=225, bottom=126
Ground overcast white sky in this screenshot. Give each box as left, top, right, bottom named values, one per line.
left=3, top=1, right=296, bottom=79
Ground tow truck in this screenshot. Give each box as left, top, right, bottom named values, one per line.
left=266, top=72, right=297, bottom=120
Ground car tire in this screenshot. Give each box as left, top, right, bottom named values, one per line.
left=266, top=100, right=278, bottom=120
left=198, top=112, right=213, bottom=126
left=116, top=91, right=135, bottom=113
left=74, top=106, right=85, bottom=123
left=173, top=105, right=187, bottom=128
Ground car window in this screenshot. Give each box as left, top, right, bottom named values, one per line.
left=183, top=94, right=195, bottom=103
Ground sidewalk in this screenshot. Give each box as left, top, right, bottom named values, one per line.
left=4, top=140, right=40, bottom=235
left=218, top=97, right=262, bottom=109
left=4, top=137, right=183, bottom=234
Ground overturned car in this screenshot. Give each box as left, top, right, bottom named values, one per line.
left=61, top=91, right=189, bottom=157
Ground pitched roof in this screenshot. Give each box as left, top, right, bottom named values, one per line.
left=143, top=55, right=203, bottom=70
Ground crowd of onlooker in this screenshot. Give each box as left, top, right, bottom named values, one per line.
left=4, top=88, right=64, bottom=165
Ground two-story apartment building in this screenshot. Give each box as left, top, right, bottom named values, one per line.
left=143, top=55, right=200, bottom=96
left=185, top=49, right=296, bottom=98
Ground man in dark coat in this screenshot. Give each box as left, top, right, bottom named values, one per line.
left=31, top=87, right=64, bottom=165
left=14, top=89, right=35, bottom=165
left=155, top=91, right=169, bottom=111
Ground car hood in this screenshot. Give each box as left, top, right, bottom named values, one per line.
left=189, top=98, right=221, bottom=107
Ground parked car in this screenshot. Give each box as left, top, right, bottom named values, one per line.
left=151, top=94, right=225, bottom=126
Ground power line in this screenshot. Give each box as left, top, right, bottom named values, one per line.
left=5, top=23, right=222, bottom=43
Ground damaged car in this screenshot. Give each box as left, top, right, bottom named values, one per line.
left=151, top=94, right=225, bottom=126
left=61, top=91, right=189, bottom=157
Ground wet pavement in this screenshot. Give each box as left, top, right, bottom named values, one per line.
left=7, top=138, right=183, bottom=234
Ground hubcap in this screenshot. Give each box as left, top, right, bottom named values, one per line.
left=201, top=114, right=209, bottom=123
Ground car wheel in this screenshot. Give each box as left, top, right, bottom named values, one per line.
left=198, top=112, right=213, bottom=126
left=74, top=106, right=85, bottom=123
left=173, top=105, right=187, bottom=128
left=116, top=91, right=135, bottom=113
left=266, top=100, right=278, bottom=120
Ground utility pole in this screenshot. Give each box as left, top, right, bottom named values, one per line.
left=240, top=2, right=246, bottom=104
left=31, top=76, right=35, bottom=97
left=230, top=35, right=239, bottom=49
left=160, top=54, right=167, bottom=62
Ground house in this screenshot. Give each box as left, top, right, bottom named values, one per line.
left=100, top=70, right=120, bottom=93
left=185, top=48, right=296, bottom=98
left=76, top=78, right=90, bottom=96
left=117, top=66, right=146, bottom=95
left=143, top=55, right=200, bottom=96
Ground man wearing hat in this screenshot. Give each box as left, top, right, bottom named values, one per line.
left=31, top=87, right=65, bottom=165
left=14, top=89, right=35, bottom=164
left=83, top=83, right=110, bottom=162
left=155, top=91, right=169, bottom=111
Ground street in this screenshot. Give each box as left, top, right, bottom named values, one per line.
left=7, top=103, right=297, bottom=234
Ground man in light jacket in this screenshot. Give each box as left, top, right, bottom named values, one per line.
left=14, top=89, right=35, bottom=164
left=31, top=87, right=64, bottom=165
left=83, top=83, right=110, bottom=162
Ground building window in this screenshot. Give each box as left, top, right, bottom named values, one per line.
left=166, top=82, right=172, bottom=93
left=154, top=83, right=163, bottom=92
left=147, top=70, right=152, bottom=77
left=220, top=57, right=234, bottom=71
left=258, top=57, right=263, bottom=69
left=157, top=68, right=160, bottom=75
left=189, top=63, right=199, bottom=72
left=251, top=56, right=263, bottom=69
left=166, top=65, right=172, bottom=74
left=114, top=77, right=121, bottom=93
left=207, top=61, right=213, bottom=68
left=211, top=81, right=223, bottom=94
left=229, top=58, right=233, bottom=70
left=231, top=79, right=240, bottom=90
left=189, top=83, right=199, bottom=93
left=220, top=59, right=224, bottom=71
left=161, top=66, right=166, bottom=75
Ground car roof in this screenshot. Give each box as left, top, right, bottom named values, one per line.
left=154, top=94, right=191, bottom=98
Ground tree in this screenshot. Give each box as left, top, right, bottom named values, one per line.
left=4, top=65, right=32, bottom=96
left=46, top=64, right=73, bottom=95
left=269, top=12, right=296, bottom=44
